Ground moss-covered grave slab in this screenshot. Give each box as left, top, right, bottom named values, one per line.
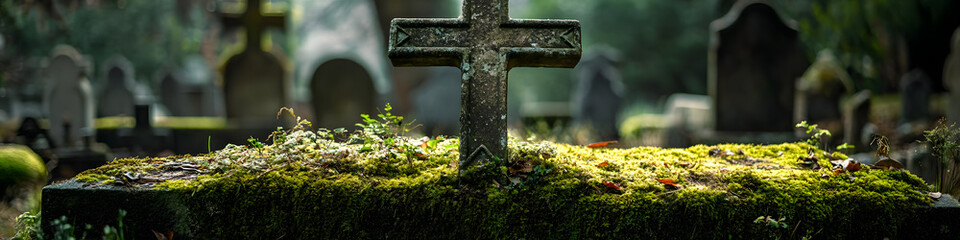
left=40, top=125, right=960, bottom=239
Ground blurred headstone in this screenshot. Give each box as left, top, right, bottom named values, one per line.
left=220, top=0, right=289, bottom=123
left=310, top=59, right=376, bottom=129
left=412, top=67, right=461, bottom=136
left=899, top=69, right=931, bottom=124
left=794, top=50, right=852, bottom=126
left=708, top=0, right=809, bottom=132
left=43, top=45, right=96, bottom=148
left=842, top=90, right=872, bottom=151
left=158, top=57, right=224, bottom=117
left=96, top=55, right=137, bottom=117
left=663, top=93, right=712, bottom=147
left=294, top=0, right=391, bottom=129
left=572, top=47, right=624, bottom=141
left=944, top=27, right=960, bottom=126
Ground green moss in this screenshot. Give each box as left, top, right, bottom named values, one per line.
left=69, top=128, right=937, bottom=239
left=0, top=145, right=46, bottom=189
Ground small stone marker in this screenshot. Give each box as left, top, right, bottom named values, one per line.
left=388, top=0, right=581, bottom=174
left=842, top=90, right=871, bottom=151
left=44, top=45, right=96, bottom=148
left=96, top=55, right=137, bottom=117
left=573, top=47, right=624, bottom=141
left=944, top=27, right=960, bottom=126
left=708, top=0, right=809, bottom=132
left=899, top=69, right=931, bottom=124
left=220, top=0, right=288, bottom=121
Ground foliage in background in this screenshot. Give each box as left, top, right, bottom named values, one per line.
left=787, top=0, right=960, bottom=92
left=513, top=0, right=718, bottom=110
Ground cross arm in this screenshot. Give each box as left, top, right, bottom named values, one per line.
left=501, top=19, right=581, bottom=69
left=388, top=18, right=469, bottom=67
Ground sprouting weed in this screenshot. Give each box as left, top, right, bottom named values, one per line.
left=796, top=121, right=831, bottom=151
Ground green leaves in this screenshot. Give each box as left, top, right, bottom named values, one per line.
left=796, top=121, right=832, bottom=151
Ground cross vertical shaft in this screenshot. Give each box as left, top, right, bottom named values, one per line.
left=220, top=0, right=286, bottom=52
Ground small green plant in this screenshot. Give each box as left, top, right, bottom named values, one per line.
left=356, top=103, right=411, bottom=140
left=13, top=211, right=41, bottom=240
left=923, top=119, right=960, bottom=196
left=796, top=121, right=831, bottom=151
left=835, top=143, right=855, bottom=154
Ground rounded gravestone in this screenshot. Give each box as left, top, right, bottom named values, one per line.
left=310, top=59, right=375, bottom=129
left=44, top=45, right=95, bottom=148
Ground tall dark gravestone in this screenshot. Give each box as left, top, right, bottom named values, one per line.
left=708, top=0, right=809, bottom=132
left=388, top=0, right=581, bottom=174
left=220, top=0, right=288, bottom=122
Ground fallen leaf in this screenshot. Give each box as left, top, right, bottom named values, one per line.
left=657, top=178, right=678, bottom=186
left=596, top=161, right=610, bottom=168
left=587, top=141, right=618, bottom=148
left=929, top=192, right=942, bottom=200
left=658, top=178, right=681, bottom=190
left=602, top=181, right=622, bottom=190
left=844, top=160, right=862, bottom=172
left=872, top=157, right=904, bottom=170
left=820, top=173, right=830, bottom=178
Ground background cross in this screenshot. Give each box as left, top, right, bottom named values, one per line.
left=220, top=0, right=286, bottom=52
left=388, top=0, right=581, bottom=175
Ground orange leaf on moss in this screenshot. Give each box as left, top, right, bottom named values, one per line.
left=587, top=141, right=618, bottom=148
left=602, top=181, right=622, bottom=190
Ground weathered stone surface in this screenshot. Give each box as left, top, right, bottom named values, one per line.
left=388, top=0, right=581, bottom=175
left=40, top=141, right=960, bottom=239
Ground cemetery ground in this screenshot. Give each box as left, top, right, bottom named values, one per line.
left=8, top=108, right=959, bottom=239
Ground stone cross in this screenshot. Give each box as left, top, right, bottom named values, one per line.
left=388, top=0, right=581, bottom=175
left=221, top=0, right=285, bottom=52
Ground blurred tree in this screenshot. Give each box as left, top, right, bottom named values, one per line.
left=512, top=0, right=719, bottom=111
left=1, top=0, right=215, bottom=86
left=785, top=0, right=960, bottom=93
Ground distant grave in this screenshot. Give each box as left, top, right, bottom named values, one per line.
left=44, top=45, right=96, bottom=149
left=388, top=0, right=581, bottom=173
left=293, top=0, right=391, bottom=129
left=708, top=0, right=808, bottom=132
left=572, top=47, right=624, bottom=141
left=899, top=69, right=931, bottom=124
left=42, top=45, right=108, bottom=181
left=310, top=59, right=375, bottom=129
left=96, top=55, right=137, bottom=118
left=158, top=56, right=224, bottom=117
left=220, top=0, right=289, bottom=123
